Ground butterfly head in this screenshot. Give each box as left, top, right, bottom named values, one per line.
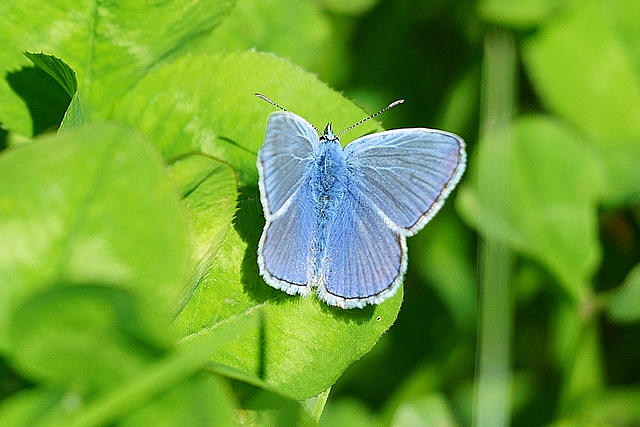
left=320, top=123, right=338, bottom=142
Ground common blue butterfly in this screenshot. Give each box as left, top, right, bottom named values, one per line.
left=256, top=94, right=466, bottom=309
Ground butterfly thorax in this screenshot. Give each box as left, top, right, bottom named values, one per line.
left=312, top=139, right=346, bottom=213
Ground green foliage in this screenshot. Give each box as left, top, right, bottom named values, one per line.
left=0, top=0, right=639, bottom=426
left=459, top=115, right=603, bottom=300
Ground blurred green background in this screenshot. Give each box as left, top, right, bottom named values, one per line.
left=1, top=0, right=640, bottom=426
left=248, top=0, right=640, bottom=425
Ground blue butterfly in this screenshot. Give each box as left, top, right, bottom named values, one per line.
left=255, top=94, right=466, bottom=309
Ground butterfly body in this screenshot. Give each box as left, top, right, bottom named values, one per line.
left=309, top=136, right=346, bottom=273
left=257, top=110, right=466, bottom=309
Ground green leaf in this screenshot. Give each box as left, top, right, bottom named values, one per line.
left=124, top=51, right=400, bottom=400
left=0, top=122, right=190, bottom=351
left=22, top=51, right=85, bottom=131
left=112, top=51, right=383, bottom=187
left=9, top=286, right=169, bottom=393
left=203, top=0, right=334, bottom=79
left=23, top=51, right=77, bottom=98
left=522, top=0, right=640, bottom=205
left=173, top=198, right=402, bottom=400
left=457, top=115, right=602, bottom=300
left=551, top=301, right=605, bottom=413
left=3, top=58, right=71, bottom=136
left=233, top=381, right=319, bottom=427
left=166, top=153, right=238, bottom=286
left=0, top=0, right=234, bottom=135
left=608, top=263, right=640, bottom=322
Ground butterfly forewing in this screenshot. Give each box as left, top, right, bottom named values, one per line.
left=344, top=129, right=466, bottom=234
left=258, top=112, right=318, bottom=216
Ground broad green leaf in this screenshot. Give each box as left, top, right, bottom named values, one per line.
left=112, top=51, right=383, bottom=187
left=608, top=263, right=640, bottom=322
left=0, top=122, right=190, bottom=351
left=0, top=0, right=234, bottom=136
left=479, top=0, right=565, bottom=28
left=523, top=0, right=640, bottom=205
left=9, top=286, right=169, bottom=394
left=166, top=153, right=238, bottom=290
left=457, top=115, right=602, bottom=300
left=173, top=198, right=402, bottom=400
left=3, top=292, right=252, bottom=426
left=122, top=52, right=401, bottom=400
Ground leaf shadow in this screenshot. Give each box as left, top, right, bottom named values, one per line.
left=6, top=66, right=71, bottom=136
left=0, top=124, right=7, bottom=152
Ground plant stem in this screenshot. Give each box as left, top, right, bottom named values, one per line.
left=473, top=29, right=516, bottom=427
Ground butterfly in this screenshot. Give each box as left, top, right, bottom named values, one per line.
left=255, top=93, right=466, bottom=309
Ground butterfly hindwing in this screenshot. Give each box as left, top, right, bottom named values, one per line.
left=316, top=184, right=406, bottom=309
left=258, top=182, right=315, bottom=296
left=344, top=129, right=466, bottom=234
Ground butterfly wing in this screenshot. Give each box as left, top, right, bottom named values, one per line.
left=344, top=129, right=466, bottom=235
left=314, top=182, right=406, bottom=309
left=257, top=112, right=319, bottom=295
left=258, top=111, right=319, bottom=216
left=258, top=182, right=316, bottom=295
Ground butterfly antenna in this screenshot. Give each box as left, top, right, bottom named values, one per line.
left=255, top=93, right=288, bottom=112
left=255, top=93, right=322, bottom=135
left=336, top=99, right=405, bottom=137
